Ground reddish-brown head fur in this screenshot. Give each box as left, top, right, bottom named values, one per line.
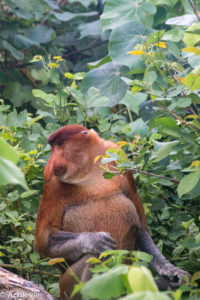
left=44, top=124, right=107, bottom=184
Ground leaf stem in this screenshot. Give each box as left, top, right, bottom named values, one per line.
left=188, top=0, right=200, bottom=21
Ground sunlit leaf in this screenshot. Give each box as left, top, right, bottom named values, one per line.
left=48, top=258, right=65, bottom=265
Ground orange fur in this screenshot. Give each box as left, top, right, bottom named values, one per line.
left=34, top=125, right=147, bottom=298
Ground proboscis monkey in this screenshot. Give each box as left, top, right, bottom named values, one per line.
left=34, top=124, right=189, bottom=299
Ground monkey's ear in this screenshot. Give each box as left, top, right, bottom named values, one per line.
left=44, top=159, right=54, bottom=182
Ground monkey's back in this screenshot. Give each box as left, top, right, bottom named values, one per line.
left=62, top=193, right=140, bottom=250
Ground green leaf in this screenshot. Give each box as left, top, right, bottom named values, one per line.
left=128, top=266, right=158, bottom=292
left=162, top=28, right=184, bottom=42
left=183, top=23, right=200, bottom=46
left=22, top=25, right=54, bottom=44
left=153, top=141, right=179, bottom=162
left=149, top=0, right=178, bottom=7
left=81, top=265, right=128, bottom=300
left=53, top=11, right=97, bottom=22
left=0, top=157, right=28, bottom=190
left=120, top=91, right=147, bottom=115
left=2, top=40, right=24, bottom=60
left=109, top=22, right=152, bottom=72
left=87, top=56, right=112, bottom=70
left=175, top=97, right=192, bottom=108
left=178, top=172, right=200, bottom=198
left=166, top=14, right=198, bottom=26
left=79, top=20, right=104, bottom=39
left=120, top=291, right=170, bottom=300
left=81, top=63, right=129, bottom=106
left=0, top=139, right=19, bottom=164
left=87, top=87, right=109, bottom=107
left=101, top=0, right=156, bottom=31
left=32, top=89, right=56, bottom=104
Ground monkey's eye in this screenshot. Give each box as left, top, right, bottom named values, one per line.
left=81, top=131, right=88, bottom=135
left=57, top=140, right=64, bottom=146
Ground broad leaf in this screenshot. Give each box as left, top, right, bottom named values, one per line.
left=2, top=40, right=24, bottom=60
left=166, top=14, right=198, bottom=26
left=81, top=265, right=128, bottom=300
left=101, top=0, right=156, bottom=31
left=81, top=63, right=129, bottom=106
left=128, top=266, right=158, bottom=293
left=153, top=141, right=179, bottom=162
left=0, top=139, right=19, bottom=164
left=0, top=157, right=28, bottom=190
left=178, top=172, right=200, bottom=198
left=109, top=22, right=153, bottom=71
left=120, top=91, right=147, bottom=115
left=120, top=291, right=170, bottom=300
left=53, top=11, right=97, bottom=22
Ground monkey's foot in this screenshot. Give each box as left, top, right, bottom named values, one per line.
left=159, top=263, right=190, bottom=288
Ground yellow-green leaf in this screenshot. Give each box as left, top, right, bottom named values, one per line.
left=86, top=257, right=101, bottom=264
left=190, top=160, right=200, bottom=168
left=185, top=114, right=199, bottom=119
left=127, top=50, right=146, bottom=55
left=181, top=47, right=200, bottom=55
left=128, top=266, right=158, bottom=293
left=116, top=141, right=128, bottom=147
left=64, top=72, right=74, bottom=79
left=154, top=42, right=166, bottom=48
left=48, top=258, right=65, bottom=265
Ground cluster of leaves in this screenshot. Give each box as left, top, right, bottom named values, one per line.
left=0, top=0, right=200, bottom=299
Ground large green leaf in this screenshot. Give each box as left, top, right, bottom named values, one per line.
left=0, top=157, right=28, bottom=190
left=81, top=265, right=128, bottom=300
left=153, top=140, right=179, bottom=162
left=109, top=22, right=153, bottom=71
left=101, top=0, right=156, bottom=31
left=81, top=63, right=129, bottom=106
left=0, top=139, right=19, bottom=164
left=3, top=82, right=34, bottom=107
left=120, top=291, right=170, bottom=300
left=1, top=40, right=24, bottom=60
left=22, top=25, right=54, bottom=44
left=128, top=266, right=158, bottom=293
left=120, top=91, right=147, bottom=115
left=166, top=14, right=198, bottom=26
left=178, top=172, right=200, bottom=198
left=53, top=11, right=97, bottom=22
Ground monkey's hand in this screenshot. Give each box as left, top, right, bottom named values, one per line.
left=78, top=232, right=116, bottom=256
left=159, top=263, right=191, bottom=288
left=48, top=231, right=116, bottom=261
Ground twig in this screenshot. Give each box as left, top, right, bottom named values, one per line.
left=0, top=263, right=60, bottom=278
left=130, top=169, right=180, bottom=183
left=188, top=0, right=200, bottom=21
left=157, top=104, right=200, bottom=132
left=63, top=39, right=108, bottom=58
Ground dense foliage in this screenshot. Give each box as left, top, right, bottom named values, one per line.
left=0, top=0, right=200, bottom=299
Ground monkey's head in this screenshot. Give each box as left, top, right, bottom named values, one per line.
left=44, top=124, right=105, bottom=184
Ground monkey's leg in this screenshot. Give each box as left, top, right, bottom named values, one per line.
left=59, top=254, right=94, bottom=300
left=136, top=227, right=190, bottom=288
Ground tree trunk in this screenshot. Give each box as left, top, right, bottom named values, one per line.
left=0, top=267, right=57, bottom=300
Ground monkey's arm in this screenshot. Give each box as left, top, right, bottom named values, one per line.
left=48, top=231, right=116, bottom=261
left=136, top=227, right=190, bottom=287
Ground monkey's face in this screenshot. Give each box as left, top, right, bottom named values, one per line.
left=44, top=125, right=102, bottom=184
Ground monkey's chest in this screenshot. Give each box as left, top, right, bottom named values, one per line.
left=62, top=193, right=140, bottom=250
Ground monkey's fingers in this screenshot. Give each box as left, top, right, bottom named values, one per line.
left=160, top=264, right=191, bottom=287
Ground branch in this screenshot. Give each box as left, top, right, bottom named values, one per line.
left=130, top=169, right=180, bottom=183
left=188, top=0, right=200, bottom=21
left=63, top=39, right=108, bottom=58
left=157, top=104, right=200, bottom=132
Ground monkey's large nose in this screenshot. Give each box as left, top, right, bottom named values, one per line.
left=54, top=165, right=67, bottom=177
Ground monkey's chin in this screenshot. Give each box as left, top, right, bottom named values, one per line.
left=59, top=174, right=86, bottom=185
